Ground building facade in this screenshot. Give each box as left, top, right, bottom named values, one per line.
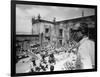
left=32, top=15, right=95, bottom=48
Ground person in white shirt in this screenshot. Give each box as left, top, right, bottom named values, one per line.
left=71, top=22, right=95, bottom=69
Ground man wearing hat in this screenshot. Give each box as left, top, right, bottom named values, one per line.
left=70, top=22, right=95, bottom=69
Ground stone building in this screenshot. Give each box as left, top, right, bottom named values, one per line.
left=32, top=14, right=95, bottom=48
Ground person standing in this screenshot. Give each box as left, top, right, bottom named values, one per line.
left=71, top=23, right=95, bottom=69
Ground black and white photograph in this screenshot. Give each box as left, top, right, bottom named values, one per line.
left=11, top=1, right=97, bottom=76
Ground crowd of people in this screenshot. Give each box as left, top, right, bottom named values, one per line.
left=16, top=40, right=79, bottom=73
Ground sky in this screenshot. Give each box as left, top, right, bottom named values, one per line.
left=16, top=4, right=95, bottom=34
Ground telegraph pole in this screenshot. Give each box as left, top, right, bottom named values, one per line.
left=82, top=10, right=84, bottom=17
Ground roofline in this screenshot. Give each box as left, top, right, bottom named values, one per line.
left=56, top=15, right=95, bottom=23
left=32, top=15, right=95, bottom=25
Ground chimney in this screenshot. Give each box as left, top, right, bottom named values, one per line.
left=53, top=17, right=56, bottom=23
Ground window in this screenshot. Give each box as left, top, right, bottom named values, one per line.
left=45, top=28, right=49, bottom=33
left=59, top=29, right=63, bottom=36
left=59, top=40, right=62, bottom=46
